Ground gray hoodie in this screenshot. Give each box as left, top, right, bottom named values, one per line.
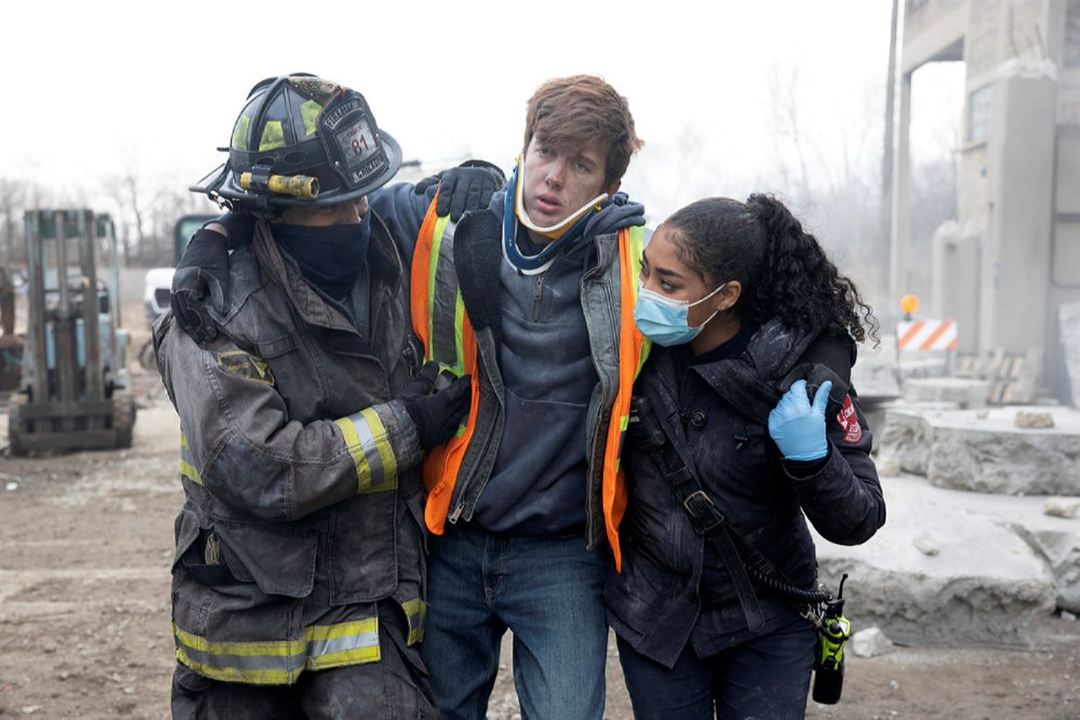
left=472, top=191, right=646, bottom=536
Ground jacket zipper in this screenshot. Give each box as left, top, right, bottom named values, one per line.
left=532, top=274, right=546, bottom=322
left=446, top=336, right=500, bottom=524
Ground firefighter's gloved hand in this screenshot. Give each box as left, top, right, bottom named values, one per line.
left=768, top=379, right=832, bottom=461
left=205, top=211, right=255, bottom=249
left=404, top=361, right=442, bottom=396
left=401, top=373, right=471, bottom=450
left=414, top=160, right=505, bottom=221
left=171, top=268, right=221, bottom=345
left=171, top=220, right=239, bottom=344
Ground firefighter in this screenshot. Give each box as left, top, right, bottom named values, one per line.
left=154, top=73, right=472, bottom=718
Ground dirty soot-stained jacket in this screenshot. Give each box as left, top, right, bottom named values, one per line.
left=153, top=216, right=427, bottom=685
left=604, top=320, right=886, bottom=669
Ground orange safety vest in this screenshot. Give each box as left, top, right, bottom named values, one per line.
left=409, top=194, right=651, bottom=570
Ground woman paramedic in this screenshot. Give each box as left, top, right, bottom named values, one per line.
left=604, top=194, right=886, bottom=719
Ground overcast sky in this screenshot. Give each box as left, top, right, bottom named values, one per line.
left=3, top=0, right=963, bottom=222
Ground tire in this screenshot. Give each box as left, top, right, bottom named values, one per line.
left=138, top=339, right=157, bottom=371
left=112, top=388, right=136, bottom=449
left=7, top=394, right=29, bottom=456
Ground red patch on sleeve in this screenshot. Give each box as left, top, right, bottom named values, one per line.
left=835, top=394, right=862, bottom=444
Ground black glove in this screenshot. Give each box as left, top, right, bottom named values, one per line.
left=171, top=220, right=237, bottom=344
left=206, top=211, right=256, bottom=250
left=171, top=267, right=220, bottom=345
left=404, top=361, right=442, bottom=396
left=414, top=160, right=505, bottom=221
left=401, top=363, right=471, bottom=450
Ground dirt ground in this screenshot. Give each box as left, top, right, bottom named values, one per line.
left=1, top=355, right=1078, bottom=719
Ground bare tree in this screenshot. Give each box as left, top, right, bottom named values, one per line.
left=767, top=65, right=813, bottom=201
left=0, top=177, right=27, bottom=263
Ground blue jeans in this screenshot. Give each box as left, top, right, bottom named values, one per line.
left=421, top=523, right=608, bottom=720
left=616, top=615, right=817, bottom=720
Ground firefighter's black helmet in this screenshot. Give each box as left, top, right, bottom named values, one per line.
left=191, top=74, right=402, bottom=215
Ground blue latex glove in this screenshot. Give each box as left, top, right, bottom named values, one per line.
left=768, top=379, right=833, bottom=461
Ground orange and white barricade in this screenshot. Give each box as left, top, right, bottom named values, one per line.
left=896, top=319, right=958, bottom=351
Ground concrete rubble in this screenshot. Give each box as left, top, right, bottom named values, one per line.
left=1060, top=301, right=1080, bottom=406
left=902, top=377, right=989, bottom=409
left=812, top=473, right=1077, bottom=646
left=878, top=405, right=1080, bottom=495
left=1015, top=410, right=1055, bottom=429
left=1044, top=496, right=1080, bottom=519
left=850, top=626, right=896, bottom=658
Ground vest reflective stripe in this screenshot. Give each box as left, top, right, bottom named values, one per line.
left=410, top=197, right=650, bottom=558
left=603, top=224, right=651, bottom=571
left=429, top=217, right=467, bottom=371
left=410, top=193, right=480, bottom=534
left=334, top=407, right=399, bottom=494
left=401, top=597, right=428, bottom=645
left=174, top=616, right=381, bottom=685
left=179, top=433, right=202, bottom=486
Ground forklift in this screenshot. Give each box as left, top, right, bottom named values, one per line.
left=7, top=209, right=135, bottom=454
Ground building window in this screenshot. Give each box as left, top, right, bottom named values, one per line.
left=967, top=85, right=991, bottom=144
left=1066, top=1, right=1080, bottom=68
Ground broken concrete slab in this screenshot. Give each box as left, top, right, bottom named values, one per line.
left=851, top=626, right=896, bottom=658
left=878, top=405, right=1080, bottom=495
left=1045, top=497, right=1080, bottom=519
left=812, top=474, right=1065, bottom=647
left=852, top=337, right=902, bottom=402
left=898, top=357, right=947, bottom=382
left=1015, top=410, right=1055, bottom=429
left=902, top=377, right=989, bottom=409
left=877, top=402, right=965, bottom=475
left=1060, top=301, right=1080, bottom=407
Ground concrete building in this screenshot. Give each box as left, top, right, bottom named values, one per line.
left=892, top=0, right=1080, bottom=400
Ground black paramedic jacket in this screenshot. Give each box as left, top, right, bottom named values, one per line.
left=603, top=319, right=885, bottom=668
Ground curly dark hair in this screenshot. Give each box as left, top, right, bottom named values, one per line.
left=663, top=195, right=878, bottom=344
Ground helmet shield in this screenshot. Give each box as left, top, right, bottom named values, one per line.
left=192, top=74, right=402, bottom=215
left=316, top=88, right=397, bottom=195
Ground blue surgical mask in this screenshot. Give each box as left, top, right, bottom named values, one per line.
left=633, top=281, right=727, bottom=347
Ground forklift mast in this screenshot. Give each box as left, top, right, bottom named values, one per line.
left=8, top=209, right=134, bottom=454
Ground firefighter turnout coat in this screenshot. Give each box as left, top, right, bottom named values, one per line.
left=153, top=216, right=427, bottom=685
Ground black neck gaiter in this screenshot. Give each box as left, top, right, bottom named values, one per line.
left=272, top=214, right=371, bottom=300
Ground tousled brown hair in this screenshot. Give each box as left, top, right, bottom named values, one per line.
left=523, top=75, right=643, bottom=185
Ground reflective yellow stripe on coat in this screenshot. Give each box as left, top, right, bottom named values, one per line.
left=174, top=617, right=381, bottom=685
left=334, top=408, right=399, bottom=494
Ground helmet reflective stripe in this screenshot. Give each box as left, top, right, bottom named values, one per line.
left=231, top=115, right=251, bottom=151
left=259, top=120, right=286, bottom=151
left=603, top=224, right=651, bottom=572
left=300, top=99, right=321, bottom=136
left=334, top=407, right=399, bottom=494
